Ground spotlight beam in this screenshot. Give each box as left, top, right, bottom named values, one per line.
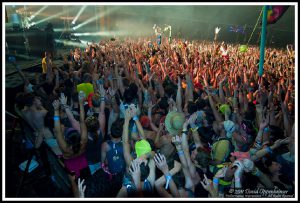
left=72, top=5, right=87, bottom=24
left=35, top=7, right=77, bottom=26
left=73, top=6, right=119, bottom=30
left=30, top=5, right=48, bottom=20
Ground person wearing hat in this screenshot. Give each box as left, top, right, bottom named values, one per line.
left=117, top=108, right=156, bottom=197
left=164, top=111, right=185, bottom=136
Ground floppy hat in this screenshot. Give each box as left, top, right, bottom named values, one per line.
left=135, top=139, right=152, bottom=158
left=165, top=111, right=185, bottom=136
left=223, top=120, right=235, bottom=138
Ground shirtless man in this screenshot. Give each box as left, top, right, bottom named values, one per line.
left=21, top=93, right=53, bottom=148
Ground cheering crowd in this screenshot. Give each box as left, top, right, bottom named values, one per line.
left=12, top=30, right=295, bottom=197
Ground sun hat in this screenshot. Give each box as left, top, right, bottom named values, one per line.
left=135, top=139, right=152, bottom=158
left=165, top=111, right=185, bottom=136
left=223, top=120, right=236, bottom=138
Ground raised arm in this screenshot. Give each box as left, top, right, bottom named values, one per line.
left=78, top=92, right=88, bottom=149
left=172, top=135, right=194, bottom=192
left=122, top=109, right=134, bottom=168
left=176, top=77, right=183, bottom=113
left=60, top=93, right=81, bottom=132
left=154, top=153, right=181, bottom=197
left=98, top=84, right=106, bottom=135
left=52, top=100, right=69, bottom=153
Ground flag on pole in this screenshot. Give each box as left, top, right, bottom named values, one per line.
left=267, top=6, right=289, bottom=24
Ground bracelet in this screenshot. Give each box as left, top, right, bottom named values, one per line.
left=234, top=177, right=241, bottom=182
left=177, top=150, right=184, bottom=156
left=54, top=116, right=60, bottom=121
left=133, top=116, right=139, bottom=121
left=266, top=146, right=273, bottom=154
left=100, top=97, right=105, bottom=102
left=165, top=174, right=172, bottom=189
left=263, top=127, right=269, bottom=132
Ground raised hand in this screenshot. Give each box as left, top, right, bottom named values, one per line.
left=171, top=135, right=182, bottom=148
left=98, top=84, right=106, bottom=97
left=77, top=178, right=86, bottom=198
left=215, top=27, right=221, bottom=35
left=52, top=100, right=60, bottom=111
left=107, top=87, right=116, bottom=97
left=59, top=93, right=67, bottom=107
left=78, top=91, right=86, bottom=103
left=272, top=137, right=289, bottom=149
left=129, top=158, right=141, bottom=179
left=154, top=153, right=169, bottom=174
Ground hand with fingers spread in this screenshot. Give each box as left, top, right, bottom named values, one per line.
left=129, top=159, right=141, bottom=181
left=154, top=153, right=169, bottom=175
left=98, top=84, right=106, bottom=97
left=272, top=137, right=289, bottom=149
left=59, top=93, right=68, bottom=107
left=108, top=87, right=116, bottom=97
left=77, top=178, right=86, bottom=198
left=52, top=100, right=60, bottom=111
left=171, top=135, right=183, bottom=150
left=215, top=27, right=221, bottom=35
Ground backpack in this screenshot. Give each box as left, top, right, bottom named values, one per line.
left=106, top=140, right=126, bottom=174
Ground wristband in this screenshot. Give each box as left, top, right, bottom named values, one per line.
left=263, top=127, right=269, bottom=132
left=100, top=97, right=105, bottom=102
left=234, top=177, right=241, bottom=182
left=165, top=174, right=172, bottom=189
left=54, top=116, right=60, bottom=121
left=266, top=146, right=273, bottom=154
left=133, top=116, right=139, bottom=121
left=182, top=130, right=188, bottom=134
left=177, top=150, right=184, bottom=156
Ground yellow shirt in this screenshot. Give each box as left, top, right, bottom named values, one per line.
left=211, top=139, right=230, bottom=163
left=76, top=83, right=94, bottom=98
left=42, top=57, right=47, bottom=74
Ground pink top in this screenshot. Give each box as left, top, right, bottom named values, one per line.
left=64, top=153, right=88, bottom=178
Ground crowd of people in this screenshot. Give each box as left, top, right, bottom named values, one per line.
left=12, top=30, right=295, bottom=198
